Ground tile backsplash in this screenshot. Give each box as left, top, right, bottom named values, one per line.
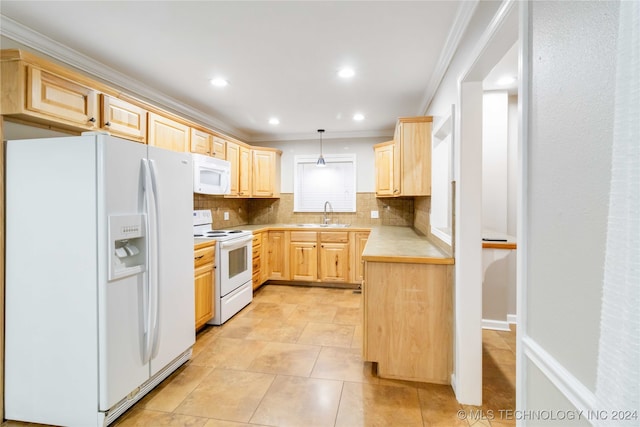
left=194, top=193, right=426, bottom=229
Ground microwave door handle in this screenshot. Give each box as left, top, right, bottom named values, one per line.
left=221, top=169, right=230, bottom=193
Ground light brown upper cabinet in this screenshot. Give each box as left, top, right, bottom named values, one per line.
left=190, top=128, right=212, bottom=155
left=226, top=141, right=252, bottom=197
left=148, top=112, right=190, bottom=152
left=375, top=116, right=433, bottom=197
left=374, top=141, right=395, bottom=196
left=212, top=136, right=227, bottom=159
left=1, top=55, right=99, bottom=131
left=101, top=95, right=147, bottom=143
left=252, top=149, right=281, bottom=198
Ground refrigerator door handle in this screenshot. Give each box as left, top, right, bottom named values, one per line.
left=141, top=158, right=155, bottom=364
left=148, top=159, right=161, bottom=359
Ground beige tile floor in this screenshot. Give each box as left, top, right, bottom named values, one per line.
left=3, top=284, right=516, bottom=427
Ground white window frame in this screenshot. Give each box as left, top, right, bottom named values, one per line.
left=293, top=154, right=357, bottom=212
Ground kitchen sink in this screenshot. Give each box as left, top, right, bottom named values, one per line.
left=295, top=223, right=350, bottom=228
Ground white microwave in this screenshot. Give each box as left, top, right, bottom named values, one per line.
left=192, top=153, right=231, bottom=195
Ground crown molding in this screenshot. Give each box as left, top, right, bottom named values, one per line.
left=419, top=0, right=479, bottom=115
left=0, top=14, right=250, bottom=141
left=248, top=127, right=395, bottom=143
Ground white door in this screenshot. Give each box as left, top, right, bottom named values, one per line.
left=147, top=146, right=195, bottom=376
left=98, top=136, right=149, bottom=410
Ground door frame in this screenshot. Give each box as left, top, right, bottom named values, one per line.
left=452, top=0, right=519, bottom=405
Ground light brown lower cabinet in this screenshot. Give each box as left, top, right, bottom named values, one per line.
left=194, top=242, right=215, bottom=330
left=363, top=260, right=453, bottom=384
left=267, top=231, right=289, bottom=280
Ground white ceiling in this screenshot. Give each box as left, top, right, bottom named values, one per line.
left=0, top=1, right=472, bottom=142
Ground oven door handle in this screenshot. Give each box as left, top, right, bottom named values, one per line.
left=218, top=235, right=253, bottom=250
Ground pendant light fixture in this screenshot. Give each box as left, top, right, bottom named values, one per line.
left=316, top=129, right=326, bottom=167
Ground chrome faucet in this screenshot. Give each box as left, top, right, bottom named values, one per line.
left=323, top=201, right=333, bottom=224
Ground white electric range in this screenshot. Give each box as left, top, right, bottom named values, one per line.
left=193, top=210, right=253, bottom=325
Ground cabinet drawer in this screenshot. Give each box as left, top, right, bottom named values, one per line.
left=320, top=231, right=349, bottom=243
left=252, top=257, right=261, bottom=272
left=290, top=231, right=317, bottom=242
left=194, top=245, right=215, bottom=268
left=252, top=233, right=262, bottom=246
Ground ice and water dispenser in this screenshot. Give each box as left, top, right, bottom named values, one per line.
left=108, top=214, right=146, bottom=281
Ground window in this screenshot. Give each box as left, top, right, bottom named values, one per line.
left=293, top=154, right=356, bottom=212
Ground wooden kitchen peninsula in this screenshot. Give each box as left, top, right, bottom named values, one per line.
left=361, top=226, right=454, bottom=384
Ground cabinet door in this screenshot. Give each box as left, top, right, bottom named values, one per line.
left=101, top=95, right=147, bottom=142
left=400, top=120, right=431, bottom=196
left=148, top=112, right=190, bottom=152
left=393, top=125, right=402, bottom=195
left=194, top=264, right=213, bottom=330
left=375, top=143, right=394, bottom=196
left=351, top=231, right=369, bottom=283
left=267, top=231, right=289, bottom=280
left=226, top=141, right=240, bottom=195
left=319, top=242, right=349, bottom=283
left=27, top=66, right=98, bottom=129
left=260, top=239, right=269, bottom=283
left=252, top=149, right=276, bottom=197
left=212, top=136, right=227, bottom=159
left=190, top=128, right=211, bottom=155
left=290, top=242, right=317, bottom=281
left=238, top=145, right=252, bottom=197
left=252, top=232, right=262, bottom=290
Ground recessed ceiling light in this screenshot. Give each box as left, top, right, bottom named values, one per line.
left=210, top=77, right=229, bottom=87
left=353, top=113, right=365, bottom=121
left=269, top=118, right=280, bottom=125
left=338, top=67, right=355, bottom=79
left=496, top=76, right=516, bottom=85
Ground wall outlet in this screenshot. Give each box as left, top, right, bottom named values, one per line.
left=224, top=212, right=229, bottom=221
left=370, top=210, right=379, bottom=219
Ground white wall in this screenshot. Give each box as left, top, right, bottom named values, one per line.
left=482, top=91, right=509, bottom=232
left=522, top=0, right=618, bottom=421
left=253, top=136, right=388, bottom=193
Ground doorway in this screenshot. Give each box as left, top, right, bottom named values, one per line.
left=453, top=0, right=519, bottom=405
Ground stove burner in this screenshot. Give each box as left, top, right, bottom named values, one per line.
left=228, top=230, right=243, bottom=233
left=194, top=234, right=204, bottom=237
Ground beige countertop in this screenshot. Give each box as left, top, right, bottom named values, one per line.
left=218, top=223, right=453, bottom=265
left=482, top=229, right=517, bottom=250
left=362, top=226, right=454, bottom=264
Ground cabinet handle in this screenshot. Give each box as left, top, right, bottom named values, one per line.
left=89, top=117, right=96, bottom=123
left=194, top=255, right=204, bottom=260
left=393, top=189, right=399, bottom=194
left=105, top=121, right=111, bottom=127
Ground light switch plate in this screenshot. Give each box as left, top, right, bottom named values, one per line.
left=224, top=212, right=229, bottom=221
left=371, top=210, right=379, bottom=219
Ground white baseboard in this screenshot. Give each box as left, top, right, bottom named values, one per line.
left=482, top=319, right=511, bottom=331
left=507, top=314, right=517, bottom=324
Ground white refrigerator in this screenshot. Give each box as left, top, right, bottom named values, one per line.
left=5, top=133, right=195, bottom=426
